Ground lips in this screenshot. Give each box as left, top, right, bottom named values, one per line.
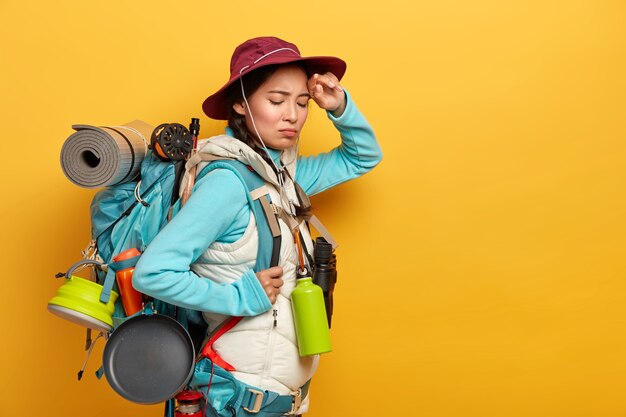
left=279, top=129, right=298, bottom=138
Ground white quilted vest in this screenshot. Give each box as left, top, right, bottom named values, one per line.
left=183, top=136, right=318, bottom=398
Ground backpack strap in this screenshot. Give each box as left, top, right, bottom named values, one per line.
left=196, top=159, right=282, bottom=371
left=184, top=151, right=230, bottom=172
left=196, top=159, right=281, bottom=271
left=98, top=255, right=141, bottom=304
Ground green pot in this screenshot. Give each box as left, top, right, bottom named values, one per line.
left=48, top=275, right=119, bottom=332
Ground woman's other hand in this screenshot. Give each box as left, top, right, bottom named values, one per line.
left=256, top=266, right=284, bottom=304
left=308, top=72, right=347, bottom=117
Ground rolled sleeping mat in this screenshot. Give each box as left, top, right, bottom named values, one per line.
left=60, top=120, right=153, bottom=188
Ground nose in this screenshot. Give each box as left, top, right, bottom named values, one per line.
left=283, top=102, right=298, bottom=123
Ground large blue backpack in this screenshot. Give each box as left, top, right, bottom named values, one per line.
left=90, top=146, right=281, bottom=329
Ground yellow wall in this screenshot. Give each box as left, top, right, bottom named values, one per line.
left=1, top=0, right=626, bottom=416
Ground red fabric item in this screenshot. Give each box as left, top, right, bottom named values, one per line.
left=200, top=316, right=244, bottom=371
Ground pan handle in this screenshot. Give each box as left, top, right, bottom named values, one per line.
left=164, top=399, right=175, bottom=417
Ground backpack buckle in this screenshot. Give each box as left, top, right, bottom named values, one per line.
left=289, top=388, right=302, bottom=415
left=243, top=388, right=264, bottom=413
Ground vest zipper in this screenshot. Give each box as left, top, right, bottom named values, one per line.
left=261, top=307, right=278, bottom=382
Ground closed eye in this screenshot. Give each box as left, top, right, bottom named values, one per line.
left=269, top=100, right=284, bottom=105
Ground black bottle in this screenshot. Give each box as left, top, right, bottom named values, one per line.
left=311, top=237, right=337, bottom=328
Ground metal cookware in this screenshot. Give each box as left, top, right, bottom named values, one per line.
left=48, top=259, right=119, bottom=332
left=103, top=308, right=195, bottom=404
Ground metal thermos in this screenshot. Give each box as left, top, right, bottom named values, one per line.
left=291, top=275, right=332, bottom=356
left=112, top=248, right=143, bottom=316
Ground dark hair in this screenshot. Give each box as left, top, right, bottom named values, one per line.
left=224, top=65, right=277, bottom=147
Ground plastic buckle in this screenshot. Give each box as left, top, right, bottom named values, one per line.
left=289, top=388, right=302, bottom=415
left=243, top=388, right=264, bottom=413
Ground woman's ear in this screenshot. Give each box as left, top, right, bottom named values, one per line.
left=233, top=101, right=246, bottom=116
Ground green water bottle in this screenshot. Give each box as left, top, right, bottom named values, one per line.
left=291, top=276, right=332, bottom=356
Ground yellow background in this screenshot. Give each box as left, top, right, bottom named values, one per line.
left=1, top=0, right=625, bottom=416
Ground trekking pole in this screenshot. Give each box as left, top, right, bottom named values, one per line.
left=180, top=118, right=200, bottom=206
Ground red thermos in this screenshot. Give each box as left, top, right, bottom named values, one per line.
left=112, top=248, right=143, bottom=316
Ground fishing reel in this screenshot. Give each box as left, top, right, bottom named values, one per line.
left=150, top=122, right=194, bottom=161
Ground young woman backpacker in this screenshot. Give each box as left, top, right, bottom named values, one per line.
left=133, top=36, right=383, bottom=416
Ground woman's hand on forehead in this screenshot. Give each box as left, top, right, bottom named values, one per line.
left=308, top=72, right=347, bottom=117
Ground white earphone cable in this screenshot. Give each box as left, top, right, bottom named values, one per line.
left=239, top=75, right=297, bottom=216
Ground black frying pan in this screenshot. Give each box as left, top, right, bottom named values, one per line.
left=102, top=312, right=195, bottom=404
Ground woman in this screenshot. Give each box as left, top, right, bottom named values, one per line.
left=133, top=36, right=382, bottom=416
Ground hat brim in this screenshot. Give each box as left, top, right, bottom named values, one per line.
left=202, top=55, right=347, bottom=120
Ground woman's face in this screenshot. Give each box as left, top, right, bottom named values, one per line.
left=234, top=65, right=310, bottom=150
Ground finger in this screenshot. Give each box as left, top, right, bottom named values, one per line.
left=324, top=71, right=339, bottom=83
left=311, top=83, right=323, bottom=98
left=309, top=73, right=339, bottom=96
left=311, top=80, right=341, bottom=98
left=267, top=292, right=277, bottom=304
left=308, top=79, right=323, bottom=98
left=307, top=74, right=319, bottom=95
left=324, top=72, right=342, bottom=92
left=307, top=73, right=320, bottom=90
left=316, top=72, right=343, bottom=92
left=272, top=278, right=284, bottom=289
left=263, top=281, right=279, bottom=299
left=266, top=266, right=283, bottom=278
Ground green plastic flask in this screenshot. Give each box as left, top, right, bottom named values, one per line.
left=291, top=277, right=332, bottom=356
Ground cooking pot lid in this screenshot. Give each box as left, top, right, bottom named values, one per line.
left=103, top=313, right=195, bottom=404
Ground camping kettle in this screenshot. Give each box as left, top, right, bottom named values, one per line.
left=48, top=259, right=119, bottom=332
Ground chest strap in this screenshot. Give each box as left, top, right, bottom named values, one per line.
left=274, top=205, right=339, bottom=250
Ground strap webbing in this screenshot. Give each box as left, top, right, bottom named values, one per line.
left=99, top=255, right=141, bottom=303
left=240, top=379, right=311, bottom=415
left=306, top=214, right=339, bottom=249
left=258, top=196, right=281, bottom=238
left=185, top=152, right=232, bottom=173
left=199, top=316, right=243, bottom=371
left=249, top=185, right=270, bottom=200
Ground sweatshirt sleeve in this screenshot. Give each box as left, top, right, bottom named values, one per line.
left=295, top=90, right=383, bottom=196
left=133, top=169, right=273, bottom=316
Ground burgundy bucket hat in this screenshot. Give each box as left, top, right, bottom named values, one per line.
left=202, top=36, right=347, bottom=120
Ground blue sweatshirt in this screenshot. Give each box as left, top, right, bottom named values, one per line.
left=133, top=91, right=382, bottom=317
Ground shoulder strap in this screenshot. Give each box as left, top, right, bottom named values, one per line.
left=197, top=159, right=281, bottom=271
